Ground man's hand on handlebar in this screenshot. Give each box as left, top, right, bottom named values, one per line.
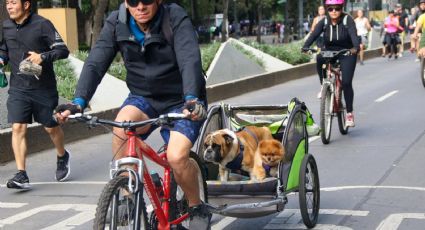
left=54, top=103, right=82, bottom=124
left=183, top=99, right=207, bottom=121
left=349, top=48, right=358, bottom=55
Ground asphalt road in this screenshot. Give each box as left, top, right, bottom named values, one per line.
left=1, top=51, right=425, bottom=230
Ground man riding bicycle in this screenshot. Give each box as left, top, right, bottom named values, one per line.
left=55, top=0, right=210, bottom=229
left=302, top=0, right=359, bottom=127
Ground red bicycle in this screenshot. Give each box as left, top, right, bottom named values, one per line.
left=69, top=113, right=207, bottom=230
left=302, top=48, right=351, bottom=144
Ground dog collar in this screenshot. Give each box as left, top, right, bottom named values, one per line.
left=225, top=137, right=245, bottom=171
left=262, top=163, right=272, bottom=177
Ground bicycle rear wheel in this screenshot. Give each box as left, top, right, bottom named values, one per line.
left=320, top=85, right=333, bottom=144
left=169, top=151, right=208, bottom=229
left=337, top=88, right=349, bottom=135
left=94, top=175, right=149, bottom=230
left=420, top=58, right=425, bottom=88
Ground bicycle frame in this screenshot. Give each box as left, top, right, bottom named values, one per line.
left=110, top=129, right=189, bottom=230
left=324, top=63, right=343, bottom=114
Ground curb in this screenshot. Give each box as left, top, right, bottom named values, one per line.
left=0, top=44, right=405, bottom=163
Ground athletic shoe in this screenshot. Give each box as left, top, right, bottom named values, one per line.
left=360, top=60, right=364, bottom=65
left=307, top=123, right=320, bottom=136
left=55, top=150, right=71, bottom=181
left=6, top=171, right=31, bottom=189
left=415, top=58, right=421, bottom=62
left=189, top=202, right=212, bottom=230
left=346, top=113, right=355, bottom=127
left=398, top=53, right=403, bottom=58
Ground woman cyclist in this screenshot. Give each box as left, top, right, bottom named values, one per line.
left=302, top=0, right=359, bottom=127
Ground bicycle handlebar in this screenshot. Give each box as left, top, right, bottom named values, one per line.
left=320, top=49, right=351, bottom=58
left=301, top=47, right=318, bottom=54
left=67, top=113, right=188, bottom=130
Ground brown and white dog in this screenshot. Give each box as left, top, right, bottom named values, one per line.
left=203, top=126, right=285, bottom=181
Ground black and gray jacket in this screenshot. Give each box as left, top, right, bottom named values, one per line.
left=75, top=3, right=206, bottom=113
left=303, top=13, right=360, bottom=52
left=0, top=13, right=70, bottom=90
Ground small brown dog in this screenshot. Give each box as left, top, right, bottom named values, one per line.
left=203, top=126, right=285, bottom=181
left=252, top=139, right=286, bottom=181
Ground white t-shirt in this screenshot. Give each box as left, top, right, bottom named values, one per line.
left=355, top=17, right=369, bottom=36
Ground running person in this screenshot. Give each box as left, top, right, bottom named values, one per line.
left=355, top=9, right=371, bottom=65
left=411, top=0, right=425, bottom=59
left=0, top=0, right=71, bottom=189
left=302, top=0, right=359, bottom=127
left=55, top=0, right=210, bottom=229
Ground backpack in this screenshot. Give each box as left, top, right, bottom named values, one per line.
left=323, top=14, right=349, bottom=31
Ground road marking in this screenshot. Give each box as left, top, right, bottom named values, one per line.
left=375, top=90, right=398, bottom=102
left=321, top=185, right=425, bottom=192
left=212, top=217, right=237, bottom=230
left=0, top=181, right=106, bottom=188
left=0, top=204, right=96, bottom=228
left=376, top=213, right=425, bottom=230
left=0, top=202, right=27, bottom=208
left=265, top=209, right=369, bottom=229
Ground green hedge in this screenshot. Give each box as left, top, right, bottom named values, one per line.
left=54, top=59, right=77, bottom=100
left=75, top=43, right=221, bottom=81
left=240, top=39, right=311, bottom=65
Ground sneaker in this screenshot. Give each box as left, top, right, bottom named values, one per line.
left=415, top=58, right=421, bottom=62
left=6, top=171, right=31, bottom=189
left=307, top=123, right=321, bottom=136
left=360, top=60, right=364, bottom=65
left=398, top=53, right=403, bottom=58
left=346, top=113, right=355, bottom=127
left=189, top=202, right=212, bottom=230
left=55, top=150, right=71, bottom=181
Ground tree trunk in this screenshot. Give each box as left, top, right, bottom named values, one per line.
left=221, top=0, right=229, bottom=42
left=91, top=0, right=109, bottom=47
left=190, top=0, right=199, bottom=27
left=256, top=3, right=262, bottom=43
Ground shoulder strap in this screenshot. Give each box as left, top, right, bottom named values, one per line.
left=162, top=5, right=174, bottom=49
left=343, top=15, right=348, bottom=27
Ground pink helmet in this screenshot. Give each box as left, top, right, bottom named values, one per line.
left=325, top=0, right=344, bottom=5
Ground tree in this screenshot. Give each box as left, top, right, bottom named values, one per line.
left=221, top=0, right=229, bottom=42
left=0, top=1, right=7, bottom=25
left=91, top=0, right=109, bottom=47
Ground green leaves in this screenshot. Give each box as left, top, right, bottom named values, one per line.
left=54, top=59, right=78, bottom=100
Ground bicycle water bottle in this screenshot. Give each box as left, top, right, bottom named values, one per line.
left=150, top=171, right=164, bottom=198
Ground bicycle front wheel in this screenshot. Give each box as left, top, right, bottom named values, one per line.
left=94, top=175, right=149, bottom=230
left=169, top=151, right=208, bottom=229
left=337, top=88, right=349, bottom=135
left=420, top=58, right=425, bottom=88
left=320, top=85, right=333, bottom=144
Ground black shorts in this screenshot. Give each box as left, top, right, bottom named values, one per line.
left=7, top=88, right=59, bottom=127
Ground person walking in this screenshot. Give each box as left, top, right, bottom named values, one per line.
left=0, top=0, right=71, bottom=189
left=354, top=9, right=371, bottom=65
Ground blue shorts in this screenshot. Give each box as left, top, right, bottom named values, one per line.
left=121, top=94, right=204, bottom=144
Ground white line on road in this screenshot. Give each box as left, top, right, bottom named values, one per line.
left=375, top=90, right=398, bottom=102
left=212, top=217, right=238, bottom=230
left=321, top=185, right=425, bottom=192
left=0, top=202, right=27, bottom=208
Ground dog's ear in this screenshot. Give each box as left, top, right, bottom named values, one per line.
left=222, top=134, right=234, bottom=145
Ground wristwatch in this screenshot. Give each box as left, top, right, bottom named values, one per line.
left=40, top=53, right=47, bottom=62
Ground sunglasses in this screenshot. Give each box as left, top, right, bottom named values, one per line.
left=127, top=0, right=155, bottom=7
left=327, top=6, right=342, bottom=12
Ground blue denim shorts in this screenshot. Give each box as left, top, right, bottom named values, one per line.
left=121, top=94, right=204, bottom=144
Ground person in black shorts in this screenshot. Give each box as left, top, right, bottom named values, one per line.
left=0, top=0, right=70, bottom=189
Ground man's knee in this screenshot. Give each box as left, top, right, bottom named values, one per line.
left=44, top=126, right=62, bottom=135
left=12, top=124, right=27, bottom=136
